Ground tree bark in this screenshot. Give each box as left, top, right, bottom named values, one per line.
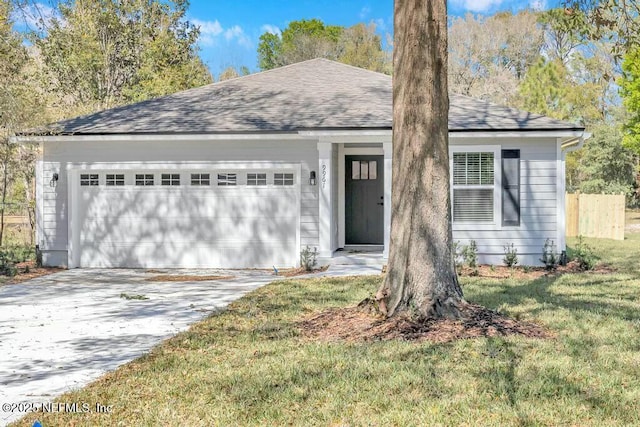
left=376, top=0, right=464, bottom=319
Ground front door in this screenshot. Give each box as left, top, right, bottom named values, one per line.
left=345, top=155, right=384, bottom=244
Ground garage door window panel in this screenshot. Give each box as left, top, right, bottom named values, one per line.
left=218, top=173, right=237, bottom=186
left=80, top=174, right=99, bottom=186
left=106, top=174, right=125, bottom=186
left=274, top=173, right=294, bottom=186
left=135, top=174, right=154, bottom=186
left=161, top=173, right=180, bottom=186
left=247, top=173, right=267, bottom=186
left=191, top=173, right=210, bottom=186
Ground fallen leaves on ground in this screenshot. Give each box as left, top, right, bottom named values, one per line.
left=299, top=301, right=552, bottom=344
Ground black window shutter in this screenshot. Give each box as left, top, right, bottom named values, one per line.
left=502, top=150, right=520, bottom=226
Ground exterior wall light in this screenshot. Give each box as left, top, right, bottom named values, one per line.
left=50, top=173, right=59, bottom=187
left=309, top=171, right=317, bottom=186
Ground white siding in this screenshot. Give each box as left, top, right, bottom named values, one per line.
left=450, top=137, right=560, bottom=265
left=40, top=138, right=319, bottom=267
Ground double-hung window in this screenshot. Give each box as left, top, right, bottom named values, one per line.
left=452, top=151, right=495, bottom=223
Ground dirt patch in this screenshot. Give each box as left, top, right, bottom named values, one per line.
left=145, top=275, right=234, bottom=282
left=0, top=261, right=63, bottom=286
left=279, top=265, right=329, bottom=277
left=299, top=301, right=552, bottom=343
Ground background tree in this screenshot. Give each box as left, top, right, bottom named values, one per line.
left=576, top=124, right=636, bottom=195
left=0, top=0, right=44, bottom=245
left=36, top=0, right=212, bottom=116
left=218, top=65, right=249, bottom=81
left=448, top=11, right=544, bottom=105
left=257, top=19, right=391, bottom=73
left=620, top=48, right=640, bottom=155
left=376, top=0, right=463, bottom=319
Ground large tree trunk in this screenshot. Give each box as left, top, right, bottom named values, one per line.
left=376, top=0, right=464, bottom=319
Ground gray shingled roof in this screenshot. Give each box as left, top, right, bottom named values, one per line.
left=42, top=58, right=583, bottom=135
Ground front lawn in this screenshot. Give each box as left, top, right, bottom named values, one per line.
left=14, top=234, right=640, bottom=426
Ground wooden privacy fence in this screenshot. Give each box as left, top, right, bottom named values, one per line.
left=566, top=192, right=626, bottom=240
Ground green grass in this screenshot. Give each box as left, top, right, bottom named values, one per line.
left=14, top=234, right=640, bottom=426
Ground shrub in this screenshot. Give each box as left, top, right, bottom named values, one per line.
left=540, top=239, right=558, bottom=270
left=462, top=241, right=478, bottom=268
left=572, top=235, right=596, bottom=271
left=503, top=243, right=518, bottom=268
left=452, top=241, right=464, bottom=270
left=300, top=246, right=318, bottom=271
left=0, top=245, right=35, bottom=276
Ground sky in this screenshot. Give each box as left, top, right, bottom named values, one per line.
left=188, top=0, right=560, bottom=77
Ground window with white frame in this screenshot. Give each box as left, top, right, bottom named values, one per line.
left=247, top=173, right=267, bottom=186
left=274, top=173, right=294, bottom=186
left=161, top=173, right=180, bottom=186
left=105, top=174, right=125, bottom=186
left=217, top=173, right=237, bottom=186
left=190, top=173, right=210, bottom=186
left=452, top=152, right=495, bottom=222
left=80, top=174, right=99, bottom=186
left=135, top=174, right=154, bottom=186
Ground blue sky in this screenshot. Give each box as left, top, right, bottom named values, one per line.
left=188, top=0, right=560, bottom=77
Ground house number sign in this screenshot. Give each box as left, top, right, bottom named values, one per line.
left=321, top=164, right=327, bottom=189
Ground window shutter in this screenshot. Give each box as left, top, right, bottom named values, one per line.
left=502, top=149, right=520, bottom=226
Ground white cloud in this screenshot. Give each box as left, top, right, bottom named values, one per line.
left=374, top=18, right=387, bottom=32
left=530, top=0, right=547, bottom=11
left=450, top=0, right=504, bottom=12
left=359, top=6, right=371, bottom=19
left=224, top=25, right=252, bottom=48
left=191, top=19, right=251, bottom=49
left=260, top=24, right=281, bottom=36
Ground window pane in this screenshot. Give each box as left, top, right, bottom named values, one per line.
left=352, top=161, right=360, bottom=180
left=453, top=153, right=467, bottom=185
left=466, top=153, right=480, bottom=185
left=284, top=173, right=294, bottom=185
left=360, top=161, right=369, bottom=179
left=453, top=188, right=494, bottom=222
left=275, top=173, right=293, bottom=186
left=218, top=173, right=236, bottom=186
left=369, top=161, right=377, bottom=180
left=480, top=153, right=494, bottom=185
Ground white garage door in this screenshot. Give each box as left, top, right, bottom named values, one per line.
left=71, top=169, right=299, bottom=268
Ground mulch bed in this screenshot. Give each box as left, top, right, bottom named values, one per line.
left=458, top=261, right=614, bottom=280
left=279, top=265, right=329, bottom=277
left=0, top=261, right=63, bottom=286
left=299, top=300, right=552, bottom=343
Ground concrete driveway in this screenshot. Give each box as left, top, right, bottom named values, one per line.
left=0, top=268, right=278, bottom=426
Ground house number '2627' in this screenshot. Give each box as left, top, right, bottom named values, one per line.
left=321, top=165, right=327, bottom=189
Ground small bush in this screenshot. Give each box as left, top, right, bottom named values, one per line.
left=503, top=243, right=518, bottom=268
left=452, top=241, right=464, bottom=270
left=462, top=241, right=478, bottom=268
left=300, top=246, right=318, bottom=271
left=0, top=245, right=36, bottom=276
left=572, top=236, right=596, bottom=271
left=540, top=239, right=558, bottom=270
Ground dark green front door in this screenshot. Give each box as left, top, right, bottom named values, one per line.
left=345, top=155, right=384, bottom=244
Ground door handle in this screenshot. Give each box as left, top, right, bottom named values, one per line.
left=377, top=202, right=384, bottom=206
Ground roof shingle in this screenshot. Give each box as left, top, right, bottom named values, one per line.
left=45, top=58, right=583, bottom=135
